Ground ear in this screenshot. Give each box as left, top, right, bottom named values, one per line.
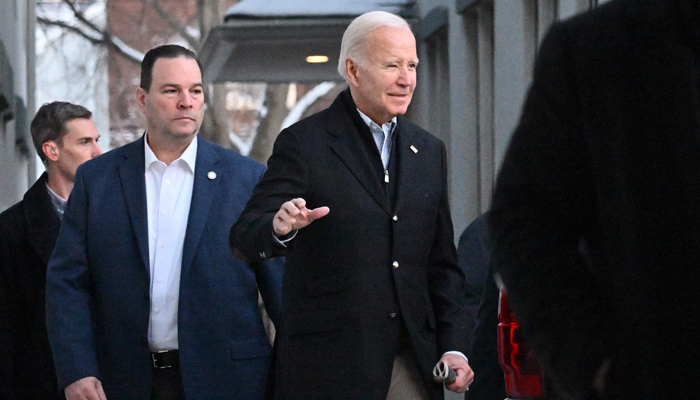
left=136, top=87, right=148, bottom=112
left=345, top=58, right=361, bottom=88
left=43, top=141, right=59, bottom=162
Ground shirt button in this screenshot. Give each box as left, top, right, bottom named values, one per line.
left=166, top=179, right=171, bottom=185
left=393, top=215, right=398, bottom=222
left=157, top=278, right=162, bottom=282
left=389, top=313, right=397, bottom=318
left=160, top=244, right=165, bottom=249
left=162, top=211, right=167, bottom=216
left=393, top=261, right=399, bottom=269
left=154, top=309, right=160, bottom=314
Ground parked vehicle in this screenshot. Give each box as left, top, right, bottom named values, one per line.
left=498, top=288, right=545, bottom=399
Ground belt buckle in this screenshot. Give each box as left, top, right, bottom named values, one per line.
left=152, top=350, right=172, bottom=369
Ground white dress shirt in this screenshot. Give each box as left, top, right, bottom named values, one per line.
left=144, top=134, right=197, bottom=351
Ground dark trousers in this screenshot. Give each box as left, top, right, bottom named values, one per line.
left=151, top=351, right=186, bottom=400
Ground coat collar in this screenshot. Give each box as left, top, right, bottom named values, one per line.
left=326, top=89, right=422, bottom=215
left=23, top=172, right=61, bottom=265
left=391, top=119, right=424, bottom=216
left=118, top=135, right=150, bottom=271
left=327, top=89, right=391, bottom=214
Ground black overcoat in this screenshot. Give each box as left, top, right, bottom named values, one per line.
left=231, top=90, right=472, bottom=399
left=0, top=173, right=63, bottom=399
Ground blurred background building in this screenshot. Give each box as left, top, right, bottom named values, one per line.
left=1, top=0, right=612, bottom=238
left=200, top=0, right=613, bottom=240
left=0, top=0, right=34, bottom=211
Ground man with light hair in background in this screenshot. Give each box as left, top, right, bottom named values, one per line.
left=231, top=11, right=475, bottom=399
left=0, top=101, right=101, bottom=399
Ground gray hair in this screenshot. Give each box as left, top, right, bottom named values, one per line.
left=337, top=11, right=410, bottom=81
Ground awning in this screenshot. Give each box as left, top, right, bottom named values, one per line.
left=199, top=0, right=416, bottom=83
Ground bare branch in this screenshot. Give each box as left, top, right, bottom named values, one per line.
left=37, top=16, right=143, bottom=64
left=146, top=0, right=200, bottom=49
left=60, top=0, right=104, bottom=36
left=39, top=0, right=144, bottom=64
left=37, top=17, right=102, bottom=45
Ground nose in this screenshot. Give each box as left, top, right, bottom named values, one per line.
left=178, top=92, right=193, bottom=109
left=397, top=66, right=413, bottom=87
left=91, top=142, right=103, bottom=157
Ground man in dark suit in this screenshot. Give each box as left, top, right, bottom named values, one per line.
left=489, top=1, right=700, bottom=399
left=0, top=101, right=102, bottom=400
left=230, top=11, right=474, bottom=400
left=456, top=214, right=506, bottom=400
left=46, top=45, right=283, bottom=400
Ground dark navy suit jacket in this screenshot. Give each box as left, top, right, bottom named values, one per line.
left=46, top=135, right=283, bottom=400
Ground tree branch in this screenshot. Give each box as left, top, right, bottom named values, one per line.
left=61, top=0, right=104, bottom=36
left=37, top=16, right=143, bottom=64
left=146, top=0, right=200, bottom=49
left=38, top=16, right=101, bottom=45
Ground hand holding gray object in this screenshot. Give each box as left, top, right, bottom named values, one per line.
left=433, top=360, right=457, bottom=385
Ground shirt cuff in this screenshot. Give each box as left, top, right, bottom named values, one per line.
left=273, top=229, right=298, bottom=247
left=443, top=351, right=469, bottom=364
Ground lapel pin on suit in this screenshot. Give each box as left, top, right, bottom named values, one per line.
left=207, top=171, right=217, bottom=180
left=410, top=145, right=418, bottom=154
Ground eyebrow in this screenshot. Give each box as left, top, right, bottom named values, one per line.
left=75, top=135, right=99, bottom=142
left=385, top=58, right=419, bottom=63
left=160, top=82, right=204, bottom=89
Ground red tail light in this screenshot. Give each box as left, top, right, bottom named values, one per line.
left=498, top=288, right=545, bottom=398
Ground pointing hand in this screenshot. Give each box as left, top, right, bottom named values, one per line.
left=273, top=198, right=329, bottom=237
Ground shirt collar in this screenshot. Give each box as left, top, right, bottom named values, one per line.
left=356, top=109, right=397, bottom=134
left=144, top=131, right=198, bottom=173
left=45, top=182, right=67, bottom=218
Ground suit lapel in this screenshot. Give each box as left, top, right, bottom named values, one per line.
left=328, top=91, right=391, bottom=215
left=181, top=136, right=220, bottom=278
left=393, top=118, right=423, bottom=216
left=118, top=136, right=150, bottom=272
left=24, top=173, right=61, bottom=265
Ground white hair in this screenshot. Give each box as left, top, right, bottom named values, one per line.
left=337, top=11, right=410, bottom=81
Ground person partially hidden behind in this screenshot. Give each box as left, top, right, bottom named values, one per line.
left=0, top=101, right=102, bottom=399
left=489, top=0, right=700, bottom=399
left=456, top=213, right=506, bottom=400
left=231, top=11, right=475, bottom=400
left=45, top=45, right=284, bottom=400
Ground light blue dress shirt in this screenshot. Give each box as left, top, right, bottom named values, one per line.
left=45, top=183, right=67, bottom=219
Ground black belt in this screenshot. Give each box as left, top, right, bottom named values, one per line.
left=151, top=350, right=179, bottom=369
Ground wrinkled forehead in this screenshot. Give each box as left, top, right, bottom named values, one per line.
left=364, top=26, right=418, bottom=60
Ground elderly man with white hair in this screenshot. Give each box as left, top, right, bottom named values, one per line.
left=231, top=11, right=475, bottom=399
